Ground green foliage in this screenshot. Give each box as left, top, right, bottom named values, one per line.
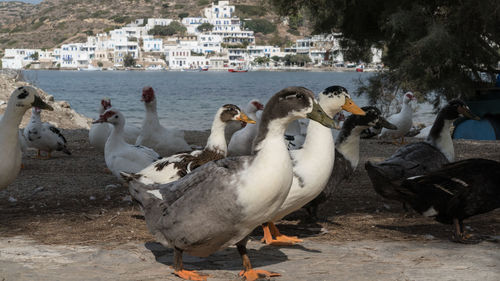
left=196, top=23, right=214, bottom=32
left=243, top=19, right=276, bottom=35
left=30, top=52, right=39, bottom=61
left=283, top=54, right=311, bottom=66
left=287, top=28, right=300, bottom=36
left=270, top=0, right=500, bottom=103
left=111, top=15, right=131, bottom=24
left=97, top=61, right=104, bottom=67
left=178, top=12, right=189, bottom=19
left=84, top=30, right=94, bottom=36
left=174, top=4, right=185, bottom=9
left=287, top=14, right=303, bottom=30
left=268, top=32, right=291, bottom=47
left=148, top=22, right=187, bottom=36
left=271, top=55, right=281, bottom=62
left=123, top=53, right=136, bottom=67
left=254, top=56, right=270, bottom=65
left=235, top=5, right=267, bottom=18
left=90, top=10, right=109, bottom=18
left=198, top=0, right=209, bottom=6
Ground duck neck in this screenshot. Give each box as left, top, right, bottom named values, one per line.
left=426, top=113, right=454, bottom=161
left=205, top=116, right=228, bottom=156
left=108, top=121, right=127, bottom=146
left=299, top=118, right=335, bottom=165
left=336, top=125, right=368, bottom=169
left=1, top=102, right=26, bottom=132
left=144, top=101, right=160, bottom=128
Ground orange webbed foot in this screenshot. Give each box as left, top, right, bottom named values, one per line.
left=239, top=269, right=281, bottom=281
left=262, top=235, right=303, bottom=246
left=174, top=269, right=208, bottom=281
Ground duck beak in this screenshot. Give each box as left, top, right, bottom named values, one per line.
left=342, top=98, right=365, bottom=115
left=458, top=106, right=480, bottom=120
left=236, top=112, right=256, bottom=124
left=32, top=95, right=53, bottom=111
left=307, top=102, right=336, bottom=128
left=378, top=116, right=398, bottom=130
left=92, top=116, right=107, bottom=124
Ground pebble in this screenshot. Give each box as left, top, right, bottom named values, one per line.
left=8, top=196, right=17, bottom=203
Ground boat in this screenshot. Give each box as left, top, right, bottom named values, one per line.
left=228, top=67, right=248, bottom=73
left=78, top=65, right=102, bottom=71
left=182, top=67, right=202, bottom=72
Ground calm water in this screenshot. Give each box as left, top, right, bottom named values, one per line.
left=23, top=70, right=371, bottom=131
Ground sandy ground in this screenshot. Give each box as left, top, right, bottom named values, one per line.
left=1, top=128, right=499, bottom=280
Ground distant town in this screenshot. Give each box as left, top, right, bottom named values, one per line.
left=1, top=1, right=382, bottom=71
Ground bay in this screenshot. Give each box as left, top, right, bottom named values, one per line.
left=23, top=70, right=371, bottom=131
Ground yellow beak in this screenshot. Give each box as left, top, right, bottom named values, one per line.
left=342, top=98, right=365, bottom=115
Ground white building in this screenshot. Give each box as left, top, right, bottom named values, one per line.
left=143, top=36, right=163, bottom=52
left=197, top=33, right=222, bottom=54
left=182, top=17, right=210, bottom=34
left=164, top=46, right=209, bottom=69
left=146, top=18, right=173, bottom=30
left=1, top=48, right=42, bottom=69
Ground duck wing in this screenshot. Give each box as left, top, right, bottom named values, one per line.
left=365, top=142, right=449, bottom=201
left=398, top=158, right=500, bottom=223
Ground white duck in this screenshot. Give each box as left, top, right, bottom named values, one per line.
left=0, top=86, right=53, bottom=190
left=24, top=107, right=71, bottom=158
left=135, top=86, right=191, bottom=157
left=124, top=87, right=336, bottom=281
left=134, top=104, right=255, bottom=185
left=227, top=99, right=264, bottom=156
left=89, top=98, right=140, bottom=151
left=261, top=85, right=366, bottom=245
left=379, top=92, right=415, bottom=144
left=94, top=108, right=161, bottom=180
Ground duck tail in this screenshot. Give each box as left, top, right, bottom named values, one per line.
left=121, top=172, right=161, bottom=208
left=365, top=161, right=401, bottom=201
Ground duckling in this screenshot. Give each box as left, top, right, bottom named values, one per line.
left=0, top=86, right=52, bottom=190
left=396, top=158, right=500, bottom=244
left=365, top=99, right=480, bottom=205
left=124, top=87, right=336, bottom=281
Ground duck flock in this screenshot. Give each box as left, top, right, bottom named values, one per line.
left=1, top=85, right=499, bottom=280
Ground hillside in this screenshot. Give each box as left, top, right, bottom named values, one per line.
left=0, top=0, right=310, bottom=57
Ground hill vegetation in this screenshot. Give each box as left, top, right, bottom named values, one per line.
left=0, top=0, right=310, bottom=58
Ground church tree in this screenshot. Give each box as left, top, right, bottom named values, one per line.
left=270, top=0, right=500, bottom=105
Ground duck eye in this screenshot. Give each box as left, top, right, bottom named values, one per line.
left=115, top=115, right=118, bottom=118
left=296, top=93, right=304, bottom=99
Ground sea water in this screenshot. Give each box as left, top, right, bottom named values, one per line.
left=22, top=70, right=434, bottom=131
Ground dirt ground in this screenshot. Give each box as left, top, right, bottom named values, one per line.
left=1, top=129, right=499, bottom=280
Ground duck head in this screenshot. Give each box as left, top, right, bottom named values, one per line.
left=9, top=86, right=53, bottom=112
left=219, top=104, right=256, bottom=124
left=248, top=99, right=264, bottom=113
left=141, top=86, right=156, bottom=104
left=443, top=99, right=480, bottom=121
left=261, top=86, right=335, bottom=128
left=403, top=92, right=416, bottom=104
left=100, top=98, right=112, bottom=113
left=346, top=106, right=397, bottom=130
left=318, top=85, right=365, bottom=127
left=93, top=109, right=124, bottom=126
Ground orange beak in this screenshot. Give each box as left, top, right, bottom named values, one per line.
left=236, top=112, right=256, bottom=124
left=342, top=98, right=365, bottom=115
